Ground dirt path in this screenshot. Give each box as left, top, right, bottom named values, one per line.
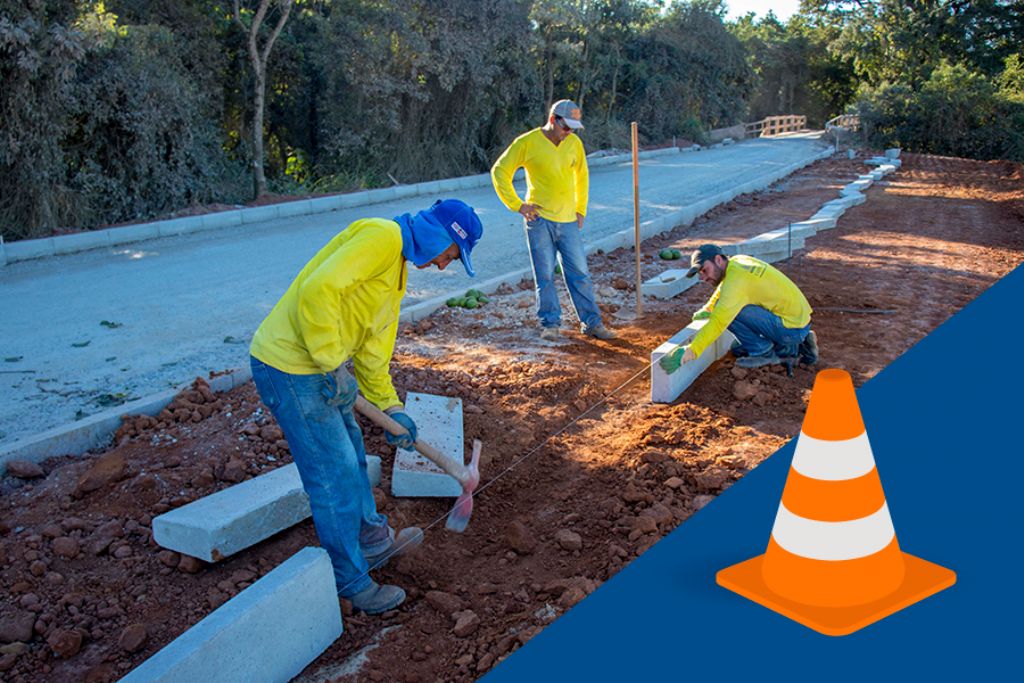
left=0, top=153, right=1021, bottom=682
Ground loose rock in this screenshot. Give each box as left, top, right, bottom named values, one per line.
left=424, top=591, right=464, bottom=616
left=4, top=460, right=44, bottom=479
left=47, top=628, right=83, bottom=658
left=506, top=521, right=537, bottom=555
left=75, top=452, right=126, bottom=496
left=554, top=529, right=582, bottom=551
left=733, top=380, right=759, bottom=401
left=52, top=536, right=80, bottom=559
left=452, top=610, right=480, bottom=637
left=0, top=611, right=36, bottom=643
left=118, top=623, right=147, bottom=652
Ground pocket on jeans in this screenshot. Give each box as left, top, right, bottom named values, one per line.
left=250, top=358, right=282, bottom=411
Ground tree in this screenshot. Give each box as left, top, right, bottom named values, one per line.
left=232, top=0, right=293, bottom=198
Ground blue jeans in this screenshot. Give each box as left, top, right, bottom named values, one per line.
left=250, top=356, right=390, bottom=597
left=728, top=305, right=811, bottom=358
left=524, top=217, right=603, bottom=329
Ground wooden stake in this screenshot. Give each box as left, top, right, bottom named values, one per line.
left=631, top=121, right=642, bottom=317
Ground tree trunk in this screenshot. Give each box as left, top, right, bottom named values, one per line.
left=253, top=67, right=267, bottom=197
left=234, top=0, right=292, bottom=199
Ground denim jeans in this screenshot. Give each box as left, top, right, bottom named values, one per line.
left=728, top=305, right=811, bottom=358
left=250, top=356, right=391, bottom=597
left=524, top=216, right=603, bottom=329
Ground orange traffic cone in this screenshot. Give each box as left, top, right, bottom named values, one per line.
left=716, top=368, right=955, bottom=635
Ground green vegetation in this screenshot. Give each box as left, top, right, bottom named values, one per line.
left=1, top=1, right=1021, bottom=240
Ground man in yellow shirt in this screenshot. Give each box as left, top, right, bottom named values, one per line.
left=249, top=199, right=483, bottom=614
left=660, top=244, right=819, bottom=374
left=491, top=99, right=616, bottom=341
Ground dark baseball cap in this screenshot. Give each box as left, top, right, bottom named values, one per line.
left=686, top=244, right=726, bottom=278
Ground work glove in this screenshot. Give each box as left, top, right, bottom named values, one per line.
left=384, top=408, right=418, bottom=451
left=659, top=345, right=695, bottom=375
left=323, top=366, right=358, bottom=410
left=692, top=309, right=711, bottom=321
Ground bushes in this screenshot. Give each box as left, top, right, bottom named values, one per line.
left=858, top=62, right=1024, bottom=161
left=0, top=7, right=244, bottom=240
left=63, top=25, right=247, bottom=228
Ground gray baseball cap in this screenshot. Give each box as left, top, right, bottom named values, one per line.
left=686, top=244, right=726, bottom=278
left=550, top=99, right=584, bottom=129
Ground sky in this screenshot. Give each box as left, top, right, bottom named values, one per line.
left=724, top=0, right=803, bottom=22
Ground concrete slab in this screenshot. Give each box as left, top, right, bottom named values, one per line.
left=641, top=268, right=697, bottom=300
left=791, top=217, right=834, bottom=232
left=120, top=546, right=342, bottom=683
left=392, top=393, right=464, bottom=498
left=202, top=211, right=243, bottom=230
left=276, top=199, right=315, bottom=219
left=53, top=230, right=110, bottom=255
left=240, top=204, right=281, bottom=225
left=651, top=321, right=736, bottom=403
left=152, top=456, right=382, bottom=562
left=4, top=236, right=55, bottom=262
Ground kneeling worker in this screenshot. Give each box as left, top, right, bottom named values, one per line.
left=249, top=199, right=483, bottom=613
left=659, top=244, right=818, bottom=375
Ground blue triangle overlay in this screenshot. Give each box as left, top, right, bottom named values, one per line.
left=483, top=262, right=1024, bottom=681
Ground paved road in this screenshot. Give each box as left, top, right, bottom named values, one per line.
left=0, top=134, right=828, bottom=445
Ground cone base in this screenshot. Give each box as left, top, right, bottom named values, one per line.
left=716, top=552, right=956, bottom=636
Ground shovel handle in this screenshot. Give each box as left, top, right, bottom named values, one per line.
left=354, top=396, right=470, bottom=485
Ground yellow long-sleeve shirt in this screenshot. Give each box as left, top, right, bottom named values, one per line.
left=490, top=128, right=589, bottom=223
left=250, top=218, right=407, bottom=410
left=689, top=255, right=812, bottom=358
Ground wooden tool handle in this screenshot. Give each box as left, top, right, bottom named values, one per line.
left=354, top=396, right=469, bottom=485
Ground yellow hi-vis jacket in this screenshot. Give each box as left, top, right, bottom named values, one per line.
left=250, top=218, right=407, bottom=410
left=689, top=255, right=812, bottom=358
left=490, top=128, right=589, bottom=223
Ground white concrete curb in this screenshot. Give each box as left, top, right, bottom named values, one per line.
left=1, top=147, right=695, bottom=267
left=0, top=367, right=252, bottom=474
left=120, top=546, right=342, bottom=683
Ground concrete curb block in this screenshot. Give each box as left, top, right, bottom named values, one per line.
left=641, top=269, right=696, bottom=300
left=120, top=546, right=342, bottom=683
left=392, top=392, right=464, bottom=498
left=2, top=146, right=703, bottom=267
left=651, top=321, right=736, bottom=403
left=0, top=367, right=252, bottom=474
left=4, top=144, right=832, bottom=463
left=152, top=457, right=381, bottom=563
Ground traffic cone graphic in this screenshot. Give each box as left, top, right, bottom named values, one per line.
left=716, top=368, right=955, bottom=635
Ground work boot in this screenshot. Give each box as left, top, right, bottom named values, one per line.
left=540, top=327, right=561, bottom=341
left=799, top=330, right=819, bottom=365
left=582, top=323, right=618, bottom=340
left=729, top=341, right=750, bottom=358
left=735, top=353, right=783, bottom=369
left=363, top=526, right=424, bottom=569
left=349, top=581, right=406, bottom=615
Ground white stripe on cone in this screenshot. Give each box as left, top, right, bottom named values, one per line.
left=791, top=432, right=876, bottom=481
left=771, top=502, right=896, bottom=561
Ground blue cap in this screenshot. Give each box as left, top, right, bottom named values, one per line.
left=429, top=199, right=483, bottom=277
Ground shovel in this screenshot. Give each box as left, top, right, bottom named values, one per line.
left=354, top=396, right=481, bottom=532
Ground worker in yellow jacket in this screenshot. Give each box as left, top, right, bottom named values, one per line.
left=249, top=199, right=483, bottom=614
left=491, top=99, right=616, bottom=342
left=660, top=244, right=818, bottom=374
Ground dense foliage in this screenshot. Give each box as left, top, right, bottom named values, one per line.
left=1, top=0, right=1021, bottom=239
